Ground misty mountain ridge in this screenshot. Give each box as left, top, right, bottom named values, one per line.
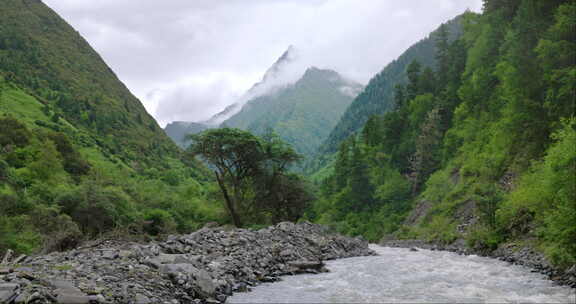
left=201, top=45, right=298, bottom=126
left=317, top=14, right=465, bottom=158
left=220, top=66, right=362, bottom=157
left=165, top=47, right=362, bottom=150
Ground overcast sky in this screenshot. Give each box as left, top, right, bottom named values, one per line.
left=42, top=0, right=482, bottom=127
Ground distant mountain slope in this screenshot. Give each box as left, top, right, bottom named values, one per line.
left=319, top=16, right=464, bottom=156
left=222, top=67, right=362, bottom=157
left=165, top=46, right=297, bottom=146
left=164, top=121, right=209, bottom=148
left=0, top=0, right=179, bottom=166
left=207, top=45, right=298, bottom=126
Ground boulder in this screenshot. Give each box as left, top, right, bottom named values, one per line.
left=0, top=283, right=18, bottom=302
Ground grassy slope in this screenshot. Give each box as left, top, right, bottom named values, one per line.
left=0, top=0, right=180, bottom=167
left=0, top=80, right=129, bottom=171
left=0, top=1, right=222, bottom=255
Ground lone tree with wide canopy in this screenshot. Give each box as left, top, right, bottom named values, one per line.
left=186, top=128, right=309, bottom=227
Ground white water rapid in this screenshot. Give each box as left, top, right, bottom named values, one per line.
left=229, top=245, right=575, bottom=303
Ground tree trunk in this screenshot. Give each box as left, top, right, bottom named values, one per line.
left=214, top=171, right=242, bottom=227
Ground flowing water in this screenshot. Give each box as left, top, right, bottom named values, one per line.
left=229, top=245, right=575, bottom=303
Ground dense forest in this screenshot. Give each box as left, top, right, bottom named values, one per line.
left=317, top=15, right=463, bottom=159
left=310, top=0, right=575, bottom=268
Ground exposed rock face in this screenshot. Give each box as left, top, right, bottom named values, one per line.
left=0, top=222, right=373, bottom=303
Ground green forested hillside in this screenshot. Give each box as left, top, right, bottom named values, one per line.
left=0, top=0, right=223, bottom=255
left=311, top=0, right=575, bottom=268
left=0, top=0, right=178, bottom=166
left=318, top=16, right=464, bottom=157
left=223, top=67, right=360, bottom=158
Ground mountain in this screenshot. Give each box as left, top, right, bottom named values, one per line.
left=312, top=1, right=575, bottom=270
left=164, top=45, right=362, bottom=157
left=0, top=0, right=180, bottom=166
left=165, top=46, right=297, bottom=146
left=0, top=0, right=218, bottom=255
left=205, top=45, right=298, bottom=126
left=318, top=16, right=464, bottom=156
left=222, top=67, right=362, bottom=158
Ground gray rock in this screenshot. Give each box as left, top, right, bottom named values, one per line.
left=1, top=249, right=13, bottom=265
left=0, top=290, right=17, bottom=303
left=13, top=290, right=32, bottom=304
left=135, top=293, right=152, bottom=304
left=56, top=293, right=91, bottom=304
left=159, top=263, right=198, bottom=276
left=0, top=283, right=18, bottom=302
left=191, top=267, right=216, bottom=298
left=11, top=255, right=27, bottom=265
left=276, top=222, right=295, bottom=231
left=565, top=265, right=576, bottom=275
left=0, top=222, right=374, bottom=303
left=47, top=279, right=77, bottom=290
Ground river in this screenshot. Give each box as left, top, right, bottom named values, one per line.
left=229, top=245, right=575, bottom=303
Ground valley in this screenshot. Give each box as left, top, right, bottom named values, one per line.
left=0, top=0, right=574, bottom=303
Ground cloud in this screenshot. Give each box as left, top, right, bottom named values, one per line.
left=43, top=0, right=483, bottom=127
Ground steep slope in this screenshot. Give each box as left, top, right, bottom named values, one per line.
left=223, top=67, right=362, bottom=157
left=0, top=0, right=179, bottom=166
left=312, top=1, right=575, bottom=271
left=0, top=0, right=220, bottom=256
left=211, top=45, right=298, bottom=125
left=319, top=16, right=463, bottom=156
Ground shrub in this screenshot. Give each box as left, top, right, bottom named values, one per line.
left=143, top=209, right=177, bottom=236
left=0, top=215, right=41, bottom=255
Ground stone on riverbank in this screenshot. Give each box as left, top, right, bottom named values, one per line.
left=0, top=222, right=374, bottom=303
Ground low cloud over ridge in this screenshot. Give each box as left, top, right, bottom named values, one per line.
left=43, top=0, right=482, bottom=126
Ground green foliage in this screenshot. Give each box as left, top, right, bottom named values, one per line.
left=221, top=68, right=358, bottom=159
left=188, top=128, right=312, bottom=227
left=465, top=224, right=503, bottom=252
left=421, top=216, right=458, bottom=244
left=143, top=209, right=177, bottom=236
left=0, top=111, right=222, bottom=255
left=319, top=15, right=466, bottom=157
left=0, top=215, right=41, bottom=254
left=0, top=115, right=32, bottom=147
left=498, top=119, right=576, bottom=267
left=0, top=0, right=181, bottom=169
left=0, top=1, right=221, bottom=256
left=312, top=1, right=574, bottom=269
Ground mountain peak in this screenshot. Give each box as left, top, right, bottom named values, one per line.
left=299, top=67, right=363, bottom=97
left=302, top=66, right=339, bottom=79
left=200, top=46, right=298, bottom=126
left=261, top=45, right=298, bottom=83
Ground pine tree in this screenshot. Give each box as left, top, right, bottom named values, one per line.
left=348, top=139, right=374, bottom=210
left=406, top=60, right=422, bottom=100
left=435, top=24, right=450, bottom=88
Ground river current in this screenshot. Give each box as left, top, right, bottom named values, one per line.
left=229, top=245, right=575, bottom=303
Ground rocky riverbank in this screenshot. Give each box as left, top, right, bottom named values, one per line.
left=380, top=239, right=576, bottom=289
left=0, top=222, right=374, bottom=304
